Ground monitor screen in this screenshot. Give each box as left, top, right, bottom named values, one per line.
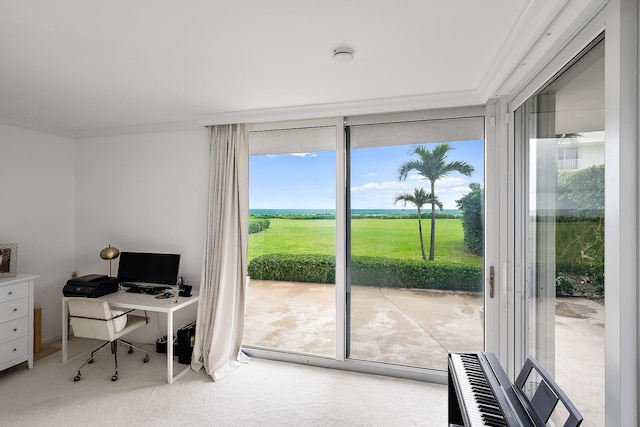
left=117, top=252, right=180, bottom=286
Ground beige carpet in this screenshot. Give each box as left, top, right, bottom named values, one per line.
left=0, top=340, right=447, bottom=426
left=34, top=344, right=61, bottom=361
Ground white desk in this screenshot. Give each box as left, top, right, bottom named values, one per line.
left=62, top=291, right=199, bottom=384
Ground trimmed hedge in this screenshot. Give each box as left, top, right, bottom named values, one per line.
left=351, top=256, right=482, bottom=291
left=248, top=253, right=335, bottom=283
left=249, top=219, right=270, bottom=234
left=248, top=253, right=482, bottom=292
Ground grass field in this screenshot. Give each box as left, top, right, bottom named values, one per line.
left=248, top=217, right=482, bottom=265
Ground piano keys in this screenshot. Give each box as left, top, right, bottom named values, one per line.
left=448, top=352, right=583, bottom=427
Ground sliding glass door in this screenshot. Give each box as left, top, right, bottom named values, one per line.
left=243, top=112, right=490, bottom=375
left=514, top=37, right=605, bottom=425
left=346, top=117, right=486, bottom=370
left=244, top=125, right=338, bottom=358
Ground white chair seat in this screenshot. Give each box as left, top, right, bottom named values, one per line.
left=115, top=315, right=148, bottom=337
left=67, top=297, right=150, bottom=382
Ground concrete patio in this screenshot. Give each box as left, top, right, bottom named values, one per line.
left=244, top=279, right=605, bottom=426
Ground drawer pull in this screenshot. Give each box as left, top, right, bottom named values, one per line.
left=12, top=348, right=17, bottom=352
left=8, top=291, right=12, bottom=295
left=13, top=328, right=18, bottom=332
left=13, top=308, right=18, bottom=312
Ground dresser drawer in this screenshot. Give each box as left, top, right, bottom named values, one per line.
left=0, top=281, right=29, bottom=304
left=0, top=318, right=28, bottom=345
left=0, top=298, right=29, bottom=323
left=0, top=336, right=28, bottom=365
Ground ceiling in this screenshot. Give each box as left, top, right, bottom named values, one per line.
left=0, top=0, right=568, bottom=137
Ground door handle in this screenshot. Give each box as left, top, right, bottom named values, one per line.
left=490, top=265, right=495, bottom=298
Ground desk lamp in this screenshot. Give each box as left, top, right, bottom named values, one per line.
left=99, top=245, right=120, bottom=277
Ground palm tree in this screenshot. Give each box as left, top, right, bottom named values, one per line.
left=395, top=187, right=443, bottom=261
left=398, top=143, right=474, bottom=260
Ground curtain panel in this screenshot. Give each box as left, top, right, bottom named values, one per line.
left=191, top=124, right=250, bottom=381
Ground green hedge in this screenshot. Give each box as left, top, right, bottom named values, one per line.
left=248, top=253, right=482, bottom=292
left=351, top=256, right=482, bottom=291
left=248, top=219, right=270, bottom=234
left=248, top=253, right=335, bottom=283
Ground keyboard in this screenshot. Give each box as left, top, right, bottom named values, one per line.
left=122, top=283, right=171, bottom=295
left=448, top=352, right=583, bottom=426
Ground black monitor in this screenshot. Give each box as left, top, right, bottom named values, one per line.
left=117, top=252, right=180, bottom=286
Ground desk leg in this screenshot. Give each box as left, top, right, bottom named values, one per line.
left=165, top=310, right=192, bottom=384
left=167, top=310, right=174, bottom=383
left=62, top=299, right=68, bottom=363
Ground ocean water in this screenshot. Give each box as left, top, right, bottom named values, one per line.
left=250, top=208, right=460, bottom=216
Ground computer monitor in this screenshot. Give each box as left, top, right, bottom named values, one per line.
left=117, top=252, right=180, bottom=286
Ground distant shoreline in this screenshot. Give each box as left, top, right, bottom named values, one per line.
left=250, top=208, right=461, bottom=216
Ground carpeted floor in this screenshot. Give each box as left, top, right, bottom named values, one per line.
left=34, top=344, right=61, bottom=361
left=0, top=340, right=447, bottom=426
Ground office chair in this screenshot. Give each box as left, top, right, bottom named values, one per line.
left=67, top=297, right=150, bottom=381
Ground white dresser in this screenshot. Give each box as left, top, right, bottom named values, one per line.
left=0, top=274, right=37, bottom=372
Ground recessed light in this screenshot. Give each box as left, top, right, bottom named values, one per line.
left=333, top=47, right=354, bottom=63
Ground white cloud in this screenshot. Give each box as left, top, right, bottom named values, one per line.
left=366, top=172, right=377, bottom=177
left=351, top=180, right=414, bottom=208
left=438, top=186, right=473, bottom=195
left=266, top=152, right=318, bottom=158
left=288, top=152, right=317, bottom=157
left=351, top=180, right=411, bottom=192
left=437, top=176, right=472, bottom=187
left=350, top=177, right=477, bottom=209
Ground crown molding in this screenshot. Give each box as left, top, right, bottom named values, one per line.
left=195, top=90, right=484, bottom=126
left=1, top=90, right=484, bottom=138
left=0, top=115, right=206, bottom=139
left=73, top=120, right=205, bottom=139
left=0, top=115, right=74, bottom=138
left=478, top=0, right=573, bottom=101
left=480, top=0, right=608, bottom=102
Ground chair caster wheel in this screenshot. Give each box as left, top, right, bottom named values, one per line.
left=88, top=359, right=94, bottom=364
left=74, top=374, right=81, bottom=382
left=111, top=375, right=118, bottom=381
left=143, top=355, right=149, bottom=363
left=128, top=347, right=134, bottom=354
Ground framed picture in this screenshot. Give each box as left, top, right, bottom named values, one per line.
left=0, top=243, right=17, bottom=278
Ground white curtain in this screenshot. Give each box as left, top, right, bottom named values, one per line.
left=191, top=124, right=250, bottom=381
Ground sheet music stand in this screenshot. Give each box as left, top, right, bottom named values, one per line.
left=514, top=357, right=583, bottom=427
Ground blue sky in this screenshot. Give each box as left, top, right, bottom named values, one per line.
left=249, top=140, right=484, bottom=210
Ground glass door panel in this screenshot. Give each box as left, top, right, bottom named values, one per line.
left=516, top=38, right=604, bottom=425
left=244, top=126, right=337, bottom=358
left=347, top=118, right=485, bottom=370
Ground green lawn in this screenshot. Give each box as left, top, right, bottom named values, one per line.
left=248, top=217, right=482, bottom=265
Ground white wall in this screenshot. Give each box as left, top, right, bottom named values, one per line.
left=74, top=128, right=209, bottom=342
left=0, top=124, right=209, bottom=344
left=0, top=124, right=76, bottom=343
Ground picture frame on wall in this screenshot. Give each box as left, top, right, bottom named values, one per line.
left=0, top=243, right=17, bottom=278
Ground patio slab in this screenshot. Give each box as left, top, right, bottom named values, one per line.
left=244, top=279, right=604, bottom=426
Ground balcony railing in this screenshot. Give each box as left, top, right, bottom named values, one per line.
left=558, top=158, right=578, bottom=170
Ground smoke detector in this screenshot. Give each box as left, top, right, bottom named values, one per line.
left=333, top=47, right=354, bottom=63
